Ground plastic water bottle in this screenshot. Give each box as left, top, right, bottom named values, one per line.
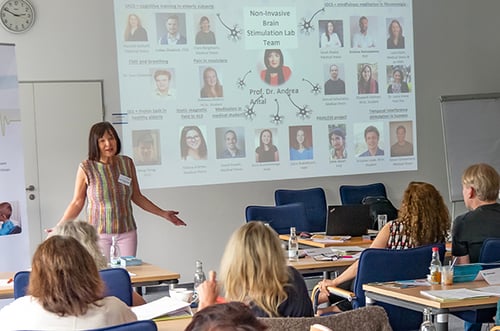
left=419, top=308, right=436, bottom=331
left=109, top=235, right=121, bottom=267
left=288, top=227, right=299, bottom=262
left=429, top=246, right=441, bottom=284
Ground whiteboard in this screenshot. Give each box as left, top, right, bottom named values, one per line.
left=440, top=93, right=500, bottom=202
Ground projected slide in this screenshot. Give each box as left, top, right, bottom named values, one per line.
left=113, top=0, right=416, bottom=188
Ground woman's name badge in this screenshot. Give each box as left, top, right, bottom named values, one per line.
left=118, top=174, right=132, bottom=186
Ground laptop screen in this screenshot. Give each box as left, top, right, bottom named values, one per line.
left=326, top=205, right=373, bottom=236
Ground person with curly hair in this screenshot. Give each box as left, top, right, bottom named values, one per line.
left=316, top=181, right=450, bottom=314
left=196, top=221, right=313, bottom=317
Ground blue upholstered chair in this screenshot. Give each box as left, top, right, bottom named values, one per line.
left=14, top=268, right=133, bottom=306
left=453, top=238, right=500, bottom=326
left=245, top=203, right=308, bottom=235
left=313, top=243, right=446, bottom=331
left=89, top=320, right=157, bottom=331
left=339, top=183, right=387, bottom=205
left=274, top=187, right=327, bottom=233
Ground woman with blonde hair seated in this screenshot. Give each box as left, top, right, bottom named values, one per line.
left=197, top=221, right=313, bottom=317
left=316, top=181, right=451, bottom=314
left=0, top=236, right=136, bottom=330
left=52, top=220, right=146, bottom=306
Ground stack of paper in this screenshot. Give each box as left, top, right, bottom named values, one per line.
left=420, top=289, right=492, bottom=302
left=131, top=295, right=193, bottom=321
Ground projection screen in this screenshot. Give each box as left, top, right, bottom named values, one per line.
left=113, top=0, right=416, bottom=189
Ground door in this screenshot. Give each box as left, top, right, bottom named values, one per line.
left=20, top=81, right=103, bottom=254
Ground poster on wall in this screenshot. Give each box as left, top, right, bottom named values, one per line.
left=0, top=43, right=30, bottom=271
left=113, top=0, right=417, bottom=189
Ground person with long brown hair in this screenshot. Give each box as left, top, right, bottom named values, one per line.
left=0, top=236, right=136, bottom=330
left=316, top=181, right=450, bottom=314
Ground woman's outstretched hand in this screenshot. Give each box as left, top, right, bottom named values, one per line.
left=162, top=210, right=186, bottom=226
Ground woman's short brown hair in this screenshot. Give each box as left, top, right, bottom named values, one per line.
left=88, top=122, right=121, bottom=161
left=28, top=235, right=105, bottom=316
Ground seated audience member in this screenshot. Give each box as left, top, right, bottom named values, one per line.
left=452, top=163, right=500, bottom=264
left=451, top=164, right=500, bottom=331
left=197, top=221, right=314, bottom=317
left=316, top=181, right=450, bottom=314
left=0, top=202, right=16, bottom=235
left=52, top=220, right=146, bottom=306
left=184, top=301, right=268, bottom=331
left=0, top=236, right=136, bottom=330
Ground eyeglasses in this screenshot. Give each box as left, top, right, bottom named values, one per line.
left=186, top=135, right=200, bottom=141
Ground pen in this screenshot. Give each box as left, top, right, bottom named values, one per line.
left=7, top=277, right=13, bottom=284
left=341, top=255, right=353, bottom=259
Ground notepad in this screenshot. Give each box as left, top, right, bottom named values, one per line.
left=420, top=289, right=492, bottom=302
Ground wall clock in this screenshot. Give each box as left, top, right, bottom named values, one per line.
left=0, top=0, right=35, bottom=33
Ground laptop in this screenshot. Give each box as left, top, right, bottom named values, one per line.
left=326, top=205, right=372, bottom=236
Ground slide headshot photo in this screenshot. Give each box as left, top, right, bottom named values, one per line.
left=123, top=13, right=148, bottom=42
left=318, top=20, right=343, bottom=48
left=180, top=125, right=208, bottom=161
left=357, top=63, right=379, bottom=94
left=255, top=128, right=279, bottom=162
left=289, top=125, right=313, bottom=161
left=132, top=130, right=161, bottom=166
left=157, top=13, right=187, bottom=45
left=324, top=63, right=346, bottom=95
left=386, top=18, right=405, bottom=49
left=152, top=68, right=176, bottom=98
left=216, top=127, right=246, bottom=159
left=328, top=125, right=347, bottom=160
left=354, top=123, right=384, bottom=157
left=351, top=15, right=377, bottom=48
left=200, top=66, right=223, bottom=98
left=195, top=15, right=216, bottom=45
left=259, top=49, right=292, bottom=86
left=386, top=65, right=411, bottom=93
left=390, top=121, right=414, bottom=157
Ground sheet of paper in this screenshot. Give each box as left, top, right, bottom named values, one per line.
left=0, top=278, right=13, bottom=287
left=131, top=295, right=192, bottom=320
left=480, top=267, right=500, bottom=285
left=474, top=286, right=500, bottom=296
left=303, top=246, right=365, bottom=257
left=420, top=289, right=492, bottom=301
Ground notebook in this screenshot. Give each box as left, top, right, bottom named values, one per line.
left=326, top=205, right=372, bottom=236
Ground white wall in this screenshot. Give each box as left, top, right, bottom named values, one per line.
left=1, top=0, right=499, bottom=282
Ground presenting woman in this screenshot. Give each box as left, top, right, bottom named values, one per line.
left=260, top=49, right=291, bottom=86
left=0, top=236, right=137, bottom=330
left=357, top=64, right=379, bottom=94
left=200, top=67, right=223, bottom=98
left=54, top=122, right=186, bottom=260
left=316, top=182, right=450, bottom=314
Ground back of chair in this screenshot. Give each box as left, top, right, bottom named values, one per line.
left=99, top=268, right=133, bottom=306
left=13, top=270, right=30, bottom=299
left=15, top=268, right=133, bottom=306
left=89, top=320, right=157, bottom=331
left=274, top=187, right=327, bottom=233
left=245, top=203, right=308, bottom=234
left=354, top=243, right=445, bottom=331
left=339, top=183, right=387, bottom=205
left=479, top=238, right=500, bottom=263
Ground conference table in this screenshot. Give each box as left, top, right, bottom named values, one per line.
left=362, top=280, right=499, bottom=331
left=0, top=263, right=180, bottom=299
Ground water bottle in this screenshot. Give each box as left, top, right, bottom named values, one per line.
left=419, top=308, right=436, bottom=331
left=109, top=235, right=121, bottom=267
left=288, top=227, right=299, bottom=262
left=429, top=246, right=441, bottom=284
left=193, top=260, right=206, bottom=291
